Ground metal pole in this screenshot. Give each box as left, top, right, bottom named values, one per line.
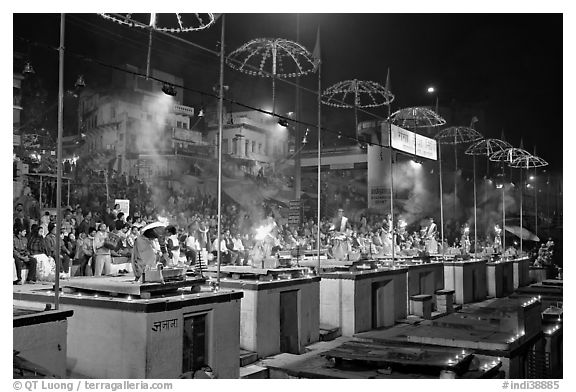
left=54, top=13, right=66, bottom=309
left=388, top=118, right=395, bottom=264
left=439, top=144, right=445, bottom=257
left=473, top=156, right=477, bottom=254
left=294, top=14, right=301, bottom=201
left=502, top=165, right=506, bottom=252
left=520, top=169, right=524, bottom=254
left=535, top=167, right=538, bottom=238
left=67, top=180, right=70, bottom=207
left=316, top=55, right=322, bottom=274
left=216, top=15, right=226, bottom=287
left=454, top=137, right=457, bottom=222
left=39, top=175, right=43, bottom=208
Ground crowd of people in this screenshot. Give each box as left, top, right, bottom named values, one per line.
left=13, top=165, right=559, bottom=283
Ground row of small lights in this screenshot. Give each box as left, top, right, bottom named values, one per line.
left=446, top=350, right=469, bottom=365
left=545, top=324, right=561, bottom=335
left=482, top=359, right=501, bottom=371
left=521, top=296, right=540, bottom=307
left=507, top=330, right=525, bottom=344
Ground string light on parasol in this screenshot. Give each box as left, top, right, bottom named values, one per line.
left=99, top=13, right=215, bottom=32
left=465, top=138, right=512, bottom=156
left=389, top=107, right=446, bottom=129
left=100, top=13, right=216, bottom=80
left=321, top=79, right=394, bottom=108
left=322, top=79, right=393, bottom=144
left=489, top=147, right=531, bottom=163
left=435, top=126, right=483, bottom=145
left=509, top=155, right=548, bottom=169
left=226, top=38, right=316, bottom=114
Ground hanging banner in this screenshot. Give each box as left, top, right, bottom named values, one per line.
left=415, top=134, right=437, bottom=161
left=390, top=124, right=416, bottom=155
left=114, top=199, right=130, bottom=217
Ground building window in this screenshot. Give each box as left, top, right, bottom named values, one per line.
left=252, top=141, right=256, bottom=153
left=182, top=122, right=188, bottom=129
left=245, top=140, right=249, bottom=156
left=258, top=143, right=262, bottom=154
left=119, top=133, right=124, bottom=141
left=222, top=139, right=228, bottom=154
left=177, top=121, right=182, bottom=128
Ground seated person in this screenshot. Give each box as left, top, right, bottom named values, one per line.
left=13, top=226, right=37, bottom=284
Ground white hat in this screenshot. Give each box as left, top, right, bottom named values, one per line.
left=141, top=221, right=166, bottom=233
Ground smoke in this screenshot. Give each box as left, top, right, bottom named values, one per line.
left=136, top=93, right=177, bottom=210
left=394, top=161, right=439, bottom=228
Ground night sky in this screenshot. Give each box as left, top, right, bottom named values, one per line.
left=13, top=12, right=563, bottom=171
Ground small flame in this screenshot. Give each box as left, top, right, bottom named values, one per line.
left=255, top=224, right=274, bottom=240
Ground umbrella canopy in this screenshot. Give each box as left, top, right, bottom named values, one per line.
left=321, top=79, right=394, bottom=108
left=226, top=38, right=316, bottom=78
left=389, top=107, right=446, bottom=128
left=489, top=147, right=532, bottom=163
left=465, top=138, right=512, bottom=156
left=435, top=126, right=483, bottom=145
left=509, top=154, right=549, bottom=169
left=504, top=225, right=540, bottom=242
left=99, top=13, right=215, bottom=32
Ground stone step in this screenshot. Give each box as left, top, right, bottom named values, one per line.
left=240, top=349, right=258, bottom=367
left=319, top=326, right=341, bottom=342
left=240, top=364, right=269, bottom=379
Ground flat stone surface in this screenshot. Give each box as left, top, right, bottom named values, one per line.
left=207, top=265, right=307, bottom=275
left=60, top=275, right=205, bottom=296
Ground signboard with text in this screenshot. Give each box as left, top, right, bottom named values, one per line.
left=415, top=134, right=437, bottom=161
left=390, top=124, right=416, bottom=155
left=288, top=200, right=302, bottom=226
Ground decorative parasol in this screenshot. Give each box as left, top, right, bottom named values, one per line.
left=465, top=138, right=512, bottom=156
left=465, top=138, right=512, bottom=250
left=435, top=126, right=483, bottom=145
left=389, top=107, right=446, bottom=129
left=489, top=147, right=531, bottom=163
left=100, top=13, right=215, bottom=79
left=504, top=225, right=540, bottom=242
left=226, top=38, right=316, bottom=114
left=509, top=154, right=548, bottom=253
left=510, top=155, right=548, bottom=169
left=434, top=126, right=483, bottom=247
left=322, top=79, right=394, bottom=141
left=99, top=13, right=215, bottom=32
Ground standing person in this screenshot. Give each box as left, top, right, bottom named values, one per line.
left=232, top=231, right=247, bottom=266
left=59, top=231, right=73, bottom=279
left=425, top=217, right=438, bottom=254
left=76, top=211, right=92, bottom=236
left=493, top=224, right=503, bottom=253
left=13, top=226, right=37, bottom=284
left=165, top=225, right=180, bottom=266
left=460, top=223, right=471, bottom=254
left=81, top=228, right=96, bottom=276
left=131, top=222, right=165, bottom=282
left=93, top=223, right=112, bottom=276
left=330, top=208, right=351, bottom=234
